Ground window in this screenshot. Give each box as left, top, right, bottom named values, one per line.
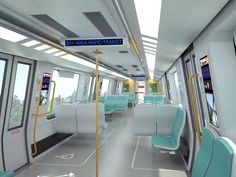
left=8, top=63, right=30, bottom=130
left=173, top=72, right=183, bottom=106
left=87, top=76, right=93, bottom=99
left=100, top=79, right=110, bottom=96
left=51, top=70, right=79, bottom=105
left=0, top=60, right=6, bottom=101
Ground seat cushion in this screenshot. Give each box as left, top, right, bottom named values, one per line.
left=152, top=133, right=176, bottom=150
left=0, top=171, right=14, bottom=177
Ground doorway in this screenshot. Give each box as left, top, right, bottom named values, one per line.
left=0, top=53, right=34, bottom=171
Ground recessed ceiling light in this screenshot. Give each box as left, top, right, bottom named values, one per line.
left=34, top=44, right=51, bottom=51
left=142, top=36, right=158, bottom=44
left=53, top=51, right=66, bottom=56
left=22, top=40, right=40, bottom=47
left=145, top=51, right=156, bottom=55
left=134, top=0, right=162, bottom=38
left=0, top=26, right=28, bottom=42
left=144, top=46, right=156, bottom=53
left=45, top=48, right=59, bottom=54
left=143, top=41, right=157, bottom=48
left=145, top=53, right=156, bottom=79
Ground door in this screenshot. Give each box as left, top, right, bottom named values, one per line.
left=137, top=80, right=145, bottom=102
left=0, top=53, right=13, bottom=170
left=1, top=56, right=34, bottom=171
left=184, top=53, right=205, bottom=130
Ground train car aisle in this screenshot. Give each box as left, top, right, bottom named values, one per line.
left=15, top=109, right=186, bottom=177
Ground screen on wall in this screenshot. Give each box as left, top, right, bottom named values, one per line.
left=200, top=56, right=218, bottom=127
left=40, top=73, right=51, bottom=105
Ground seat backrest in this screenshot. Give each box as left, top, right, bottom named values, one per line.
left=76, top=103, right=106, bottom=134
left=144, top=95, right=155, bottom=104
left=55, top=103, right=77, bottom=133
left=133, top=104, right=156, bottom=136
left=154, top=95, right=166, bottom=105
left=191, top=128, right=215, bottom=177
left=205, top=137, right=235, bottom=177
left=128, top=93, right=135, bottom=103
left=105, top=95, right=116, bottom=109
left=171, top=107, right=186, bottom=147
left=222, top=137, right=236, bottom=177
left=156, top=104, right=178, bottom=135
left=116, top=95, right=128, bottom=109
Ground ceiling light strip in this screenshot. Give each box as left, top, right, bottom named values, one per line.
left=144, top=47, right=156, bottom=53
left=0, top=26, right=28, bottom=43
left=143, top=42, right=157, bottom=48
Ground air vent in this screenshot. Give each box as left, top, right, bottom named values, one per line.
left=116, top=65, right=123, bottom=68
left=84, top=12, right=116, bottom=37
left=93, top=51, right=103, bottom=54
left=118, top=50, right=129, bottom=54
left=136, top=69, right=140, bottom=71
left=123, top=69, right=128, bottom=71
left=132, top=65, right=138, bottom=68
left=32, top=14, right=78, bottom=38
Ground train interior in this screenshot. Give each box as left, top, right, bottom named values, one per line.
left=0, top=0, right=236, bottom=177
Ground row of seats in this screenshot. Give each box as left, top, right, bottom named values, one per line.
left=134, top=104, right=186, bottom=150
left=191, top=128, right=236, bottom=177
left=105, top=95, right=128, bottom=114
left=55, top=102, right=106, bottom=134
left=121, top=93, right=135, bottom=104
left=144, top=95, right=166, bottom=105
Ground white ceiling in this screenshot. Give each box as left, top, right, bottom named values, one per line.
left=153, top=0, right=229, bottom=79
left=0, top=0, right=230, bottom=80
left=0, top=0, right=145, bottom=76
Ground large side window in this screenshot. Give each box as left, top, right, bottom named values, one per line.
left=100, top=78, right=110, bottom=96
left=52, top=70, right=79, bottom=105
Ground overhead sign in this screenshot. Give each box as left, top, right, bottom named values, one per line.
left=131, top=74, right=145, bottom=78
left=65, top=38, right=123, bottom=47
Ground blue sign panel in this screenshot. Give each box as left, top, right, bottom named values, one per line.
left=131, top=75, right=145, bottom=78
left=65, top=38, right=123, bottom=47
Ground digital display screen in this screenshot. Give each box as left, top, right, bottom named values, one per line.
left=40, top=73, right=51, bottom=105
left=65, top=38, right=123, bottom=46
left=201, top=65, right=211, bottom=79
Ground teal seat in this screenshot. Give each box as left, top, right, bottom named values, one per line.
left=99, top=96, right=105, bottom=103
left=116, top=95, right=128, bottom=111
left=128, top=93, right=135, bottom=104
left=154, top=95, right=166, bottom=105
left=0, top=171, right=14, bottom=177
left=105, top=95, right=116, bottom=114
left=205, top=137, right=235, bottom=177
left=191, top=128, right=215, bottom=177
left=144, top=96, right=155, bottom=104
left=152, top=107, right=186, bottom=150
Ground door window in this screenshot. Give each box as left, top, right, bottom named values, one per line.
left=8, top=63, right=30, bottom=130
left=0, top=60, right=6, bottom=102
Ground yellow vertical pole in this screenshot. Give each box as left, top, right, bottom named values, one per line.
left=95, top=48, right=99, bottom=177
left=188, top=74, right=201, bottom=145
left=32, top=80, right=42, bottom=156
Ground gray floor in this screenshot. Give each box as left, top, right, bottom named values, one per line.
left=15, top=109, right=187, bottom=177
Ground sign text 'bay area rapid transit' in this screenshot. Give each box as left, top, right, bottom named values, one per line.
left=65, top=38, right=124, bottom=47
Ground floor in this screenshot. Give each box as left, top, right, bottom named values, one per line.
left=15, top=109, right=187, bottom=177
